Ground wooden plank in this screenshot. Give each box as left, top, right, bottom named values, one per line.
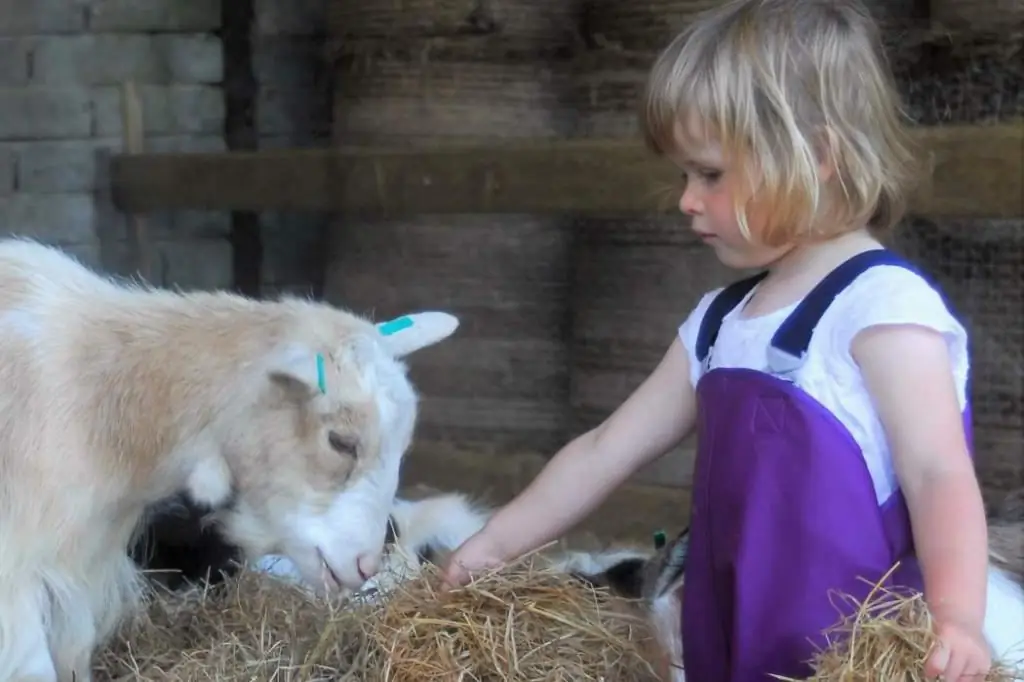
left=912, top=121, right=1023, bottom=219
left=110, top=122, right=1023, bottom=219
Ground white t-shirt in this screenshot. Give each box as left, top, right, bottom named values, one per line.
left=677, top=263, right=971, bottom=505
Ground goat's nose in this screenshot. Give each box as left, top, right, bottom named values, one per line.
left=356, top=553, right=380, bottom=582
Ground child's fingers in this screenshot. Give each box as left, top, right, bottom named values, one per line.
left=438, top=558, right=468, bottom=592
left=923, top=640, right=949, bottom=680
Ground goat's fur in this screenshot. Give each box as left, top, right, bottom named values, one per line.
left=0, top=239, right=458, bottom=682
left=135, top=483, right=660, bottom=601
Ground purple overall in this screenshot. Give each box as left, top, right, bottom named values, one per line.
left=680, top=249, right=974, bottom=681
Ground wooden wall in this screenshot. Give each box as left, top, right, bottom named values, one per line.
left=109, top=0, right=1024, bottom=535
left=318, top=0, right=1022, bottom=503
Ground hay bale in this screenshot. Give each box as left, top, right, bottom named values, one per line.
left=95, top=559, right=661, bottom=682
left=772, top=578, right=1024, bottom=681
left=361, top=560, right=659, bottom=681
left=94, top=570, right=369, bottom=681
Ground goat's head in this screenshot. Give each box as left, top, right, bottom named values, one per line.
left=561, top=529, right=689, bottom=682
left=209, top=311, right=458, bottom=595
left=252, top=487, right=492, bottom=598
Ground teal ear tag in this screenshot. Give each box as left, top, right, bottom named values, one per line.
left=653, top=530, right=667, bottom=550
left=378, top=316, right=414, bottom=336
left=315, top=353, right=327, bottom=394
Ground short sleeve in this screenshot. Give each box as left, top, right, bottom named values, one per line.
left=826, top=265, right=971, bottom=405
left=677, top=287, right=724, bottom=388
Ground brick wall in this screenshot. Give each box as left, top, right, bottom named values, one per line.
left=0, top=0, right=234, bottom=290
left=0, top=0, right=330, bottom=295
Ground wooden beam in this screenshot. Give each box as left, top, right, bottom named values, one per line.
left=110, top=122, right=1023, bottom=219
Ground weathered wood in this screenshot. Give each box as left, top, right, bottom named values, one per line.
left=322, top=216, right=575, bottom=456
left=327, top=0, right=581, bottom=57
left=118, top=80, right=154, bottom=283
left=929, top=0, right=1024, bottom=35
left=110, top=122, right=1024, bottom=219
left=328, top=47, right=576, bottom=457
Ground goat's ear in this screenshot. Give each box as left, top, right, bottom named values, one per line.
left=578, top=557, right=648, bottom=600
left=377, top=312, right=459, bottom=357
left=265, top=342, right=323, bottom=396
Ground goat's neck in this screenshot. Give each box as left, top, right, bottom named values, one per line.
left=79, top=291, right=293, bottom=505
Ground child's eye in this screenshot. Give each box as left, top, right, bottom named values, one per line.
left=681, top=167, right=721, bottom=184
left=699, top=169, right=721, bottom=183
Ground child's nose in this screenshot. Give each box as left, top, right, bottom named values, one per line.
left=679, top=186, right=703, bottom=216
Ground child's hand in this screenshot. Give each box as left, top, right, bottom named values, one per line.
left=924, top=618, right=991, bottom=681
left=439, top=530, right=508, bottom=590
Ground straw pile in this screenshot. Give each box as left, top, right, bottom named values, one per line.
left=772, top=566, right=1024, bottom=682
left=94, top=537, right=1024, bottom=681
left=94, top=556, right=661, bottom=682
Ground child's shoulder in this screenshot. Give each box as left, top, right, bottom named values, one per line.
left=677, top=261, right=969, bottom=357
left=823, top=262, right=968, bottom=348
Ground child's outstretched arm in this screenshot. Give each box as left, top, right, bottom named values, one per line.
left=441, top=336, right=698, bottom=588
left=853, top=322, right=991, bottom=682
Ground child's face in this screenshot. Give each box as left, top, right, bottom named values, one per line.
left=671, top=118, right=793, bottom=270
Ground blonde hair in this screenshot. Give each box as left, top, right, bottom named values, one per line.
left=641, top=0, right=922, bottom=246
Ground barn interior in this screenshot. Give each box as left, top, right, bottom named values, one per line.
left=1, top=0, right=1022, bottom=643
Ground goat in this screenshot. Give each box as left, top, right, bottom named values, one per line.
left=0, top=238, right=457, bottom=682
left=134, top=482, right=659, bottom=602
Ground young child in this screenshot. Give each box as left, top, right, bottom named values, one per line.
left=440, top=0, right=994, bottom=680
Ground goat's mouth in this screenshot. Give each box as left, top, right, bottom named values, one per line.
left=316, top=547, right=343, bottom=590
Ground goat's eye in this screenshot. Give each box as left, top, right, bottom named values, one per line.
left=328, top=431, right=359, bottom=458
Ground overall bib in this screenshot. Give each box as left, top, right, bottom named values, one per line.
left=681, top=249, right=974, bottom=681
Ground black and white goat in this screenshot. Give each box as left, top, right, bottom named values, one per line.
left=130, top=485, right=690, bottom=678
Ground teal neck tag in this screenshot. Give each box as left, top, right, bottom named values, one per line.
left=315, top=353, right=326, bottom=394
left=378, top=316, right=413, bottom=336
left=653, top=530, right=667, bottom=550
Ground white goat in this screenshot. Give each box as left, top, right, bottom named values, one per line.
left=249, top=487, right=656, bottom=600
left=257, top=488, right=497, bottom=595
left=0, top=238, right=458, bottom=682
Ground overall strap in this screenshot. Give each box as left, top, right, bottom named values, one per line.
left=695, top=270, right=769, bottom=364
left=767, top=248, right=924, bottom=375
